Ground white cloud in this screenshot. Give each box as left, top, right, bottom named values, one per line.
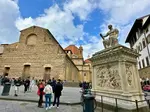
left=81, top=38, right=104, bottom=59
left=0, top=0, right=20, bottom=44
left=1, top=0, right=150, bottom=59
left=98, top=0, right=150, bottom=25
left=15, top=5, right=85, bottom=46
left=97, top=0, right=150, bottom=48
left=64, top=0, right=96, bottom=20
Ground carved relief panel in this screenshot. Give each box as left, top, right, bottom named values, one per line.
left=96, top=63, right=121, bottom=90
left=125, top=64, right=133, bottom=86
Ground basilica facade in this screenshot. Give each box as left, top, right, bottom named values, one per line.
left=0, top=26, right=91, bottom=82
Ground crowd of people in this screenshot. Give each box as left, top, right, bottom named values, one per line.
left=0, top=75, right=63, bottom=110
left=37, top=78, right=63, bottom=110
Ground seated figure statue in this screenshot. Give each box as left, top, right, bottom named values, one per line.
left=100, top=24, right=119, bottom=49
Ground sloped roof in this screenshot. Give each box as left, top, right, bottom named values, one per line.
left=125, top=14, right=150, bottom=43
left=64, top=45, right=80, bottom=55
left=84, top=59, right=91, bottom=63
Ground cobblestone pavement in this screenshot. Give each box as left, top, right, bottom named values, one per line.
left=0, top=100, right=104, bottom=112
left=0, top=85, right=81, bottom=103
left=0, top=100, right=82, bottom=112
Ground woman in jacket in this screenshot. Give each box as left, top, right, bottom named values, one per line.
left=43, top=82, right=53, bottom=110
left=37, top=80, right=45, bottom=108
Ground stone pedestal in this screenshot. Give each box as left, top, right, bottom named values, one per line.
left=90, top=45, right=148, bottom=112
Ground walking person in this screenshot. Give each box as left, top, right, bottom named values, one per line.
left=43, top=82, right=53, bottom=110
left=37, top=80, right=45, bottom=108
left=53, top=79, right=63, bottom=108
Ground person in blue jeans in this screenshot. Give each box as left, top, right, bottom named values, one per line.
left=43, top=82, right=53, bottom=110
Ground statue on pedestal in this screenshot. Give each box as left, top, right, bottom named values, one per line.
left=100, top=25, right=119, bottom=48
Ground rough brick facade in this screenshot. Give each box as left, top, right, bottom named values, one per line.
left=0, top=26, right=79, bottom=81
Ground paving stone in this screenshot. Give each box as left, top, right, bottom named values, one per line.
left=0, top=86, right=81, bottom=104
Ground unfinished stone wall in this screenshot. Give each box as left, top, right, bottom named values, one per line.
left=0, top=26, right=79, bottom=81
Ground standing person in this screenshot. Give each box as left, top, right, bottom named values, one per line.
left=24, top=78, right=30, bottom=93
left=14, top=78, right=21, bottom=96
left=43, top=82, right=53, bottom=110
left=11, top=78, right=15, bottom=86
left=0, top=76, right=2, bottom=86
left=51, top=78, right=56, bottom=93
left=37, top=80, right=45, bottom=108
left=146, top=77, right=150, bottom=85
left=53, top=79, right=63, bottom=108
left=30, top=77, right=35, bottom=92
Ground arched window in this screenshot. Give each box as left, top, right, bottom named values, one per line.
left=138, top=42, right=142, bottom=51
left=136, top=46, right=139, bottom=53
left=142, top=38, right=146, bottom=48
left=26, top=34, right=37, bottom=45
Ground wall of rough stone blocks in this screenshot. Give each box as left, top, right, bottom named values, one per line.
left=0, top=26, right=79, bottom=81
left=65, top=57, right=79, bottom=82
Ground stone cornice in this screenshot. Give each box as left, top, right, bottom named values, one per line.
left=91, top=45, right=139, bottom=65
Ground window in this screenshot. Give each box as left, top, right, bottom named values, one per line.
left=142, top=39, right=146, bottom=48
left=146, top=34, right=150, bottom=44
left=136, top=46, right=139, bottom=53
left=138, top=42, right=142, bottom=51
left=137, top=28, right=142, bottom=37
left=142, top=59, right=145, bottom=68
left=146, top=28, right=149, bottom=33
left=139, top=61, right=141, bottom=69
left=3, top=67, right=10, bottom=76
left=146, top=57, right=150, bottom=66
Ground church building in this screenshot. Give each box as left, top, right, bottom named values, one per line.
left=0, top=26, right=79, bottom=81
left=0, top=26, right=92, bottom=82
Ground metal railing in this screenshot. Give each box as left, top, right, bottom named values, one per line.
left=91, top=91, right=150, bottom=112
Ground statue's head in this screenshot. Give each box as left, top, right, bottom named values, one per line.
left=108, top=24, right=112, bottom=30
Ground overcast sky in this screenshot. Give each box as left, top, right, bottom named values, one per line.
left=0, top=0, right=150, bottom=59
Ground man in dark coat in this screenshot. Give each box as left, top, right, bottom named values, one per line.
left=53, top=79, right=63, bottom=108
left=24, top=78, right=30, bottom=93
left=14, top=78, right=21, bottom=96
left=51, top=78, right=56, bottom=93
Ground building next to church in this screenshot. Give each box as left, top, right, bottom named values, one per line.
left=64, top=45, right=92, bottom=82
left=125, top=14, right=150, bottom=78
left=0, top=26, right=79, bottom=82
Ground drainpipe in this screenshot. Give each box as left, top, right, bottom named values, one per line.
left=144, top=31, right=150, bottom=58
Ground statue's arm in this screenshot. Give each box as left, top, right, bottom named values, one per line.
left=102, top=32, right=109, bottom=37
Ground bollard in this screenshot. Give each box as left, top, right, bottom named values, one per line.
left=83, top=94, right=95, bottom=112
left=1, top=82, right=11, bottom=96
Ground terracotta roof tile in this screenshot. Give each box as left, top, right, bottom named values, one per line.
left=64, top=45, right=80, bottom=55
left=84, top=59, right=91, bottom=63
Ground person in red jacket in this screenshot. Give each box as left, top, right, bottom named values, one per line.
left=37, top=80, right=45, bottom=108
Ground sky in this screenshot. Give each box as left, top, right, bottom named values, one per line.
left=0, top=0, right=150, bottom=59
